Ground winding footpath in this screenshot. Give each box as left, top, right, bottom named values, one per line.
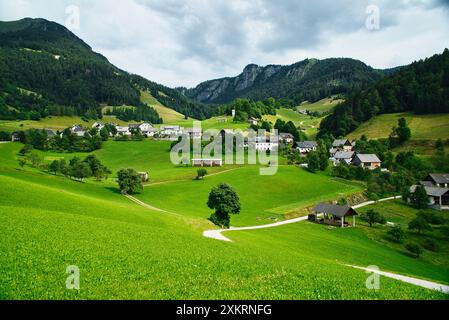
left=346, top=265, right=449, bottom=294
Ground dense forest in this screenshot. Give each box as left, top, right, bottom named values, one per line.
left=0, top=18, right=208, bottom=122
left=184, top=58, right=394, bottom=105
left=319, top=49, right=449, bottom=138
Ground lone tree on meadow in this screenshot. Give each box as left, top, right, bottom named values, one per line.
left=196, top=168, right=208, bottom=180
left=207, top=183, right=241, bottom=228
left=117, top=168, right=143, bottom=195
left=360, top=210, right=387, bottom=227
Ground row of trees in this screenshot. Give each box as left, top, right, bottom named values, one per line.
left=17, top=128, right=103, bottom=153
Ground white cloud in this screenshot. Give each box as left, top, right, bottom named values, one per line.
left=0, top=0, right=448, bottom=87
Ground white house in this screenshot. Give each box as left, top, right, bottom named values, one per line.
left=296, top=141, right=317, bottom=154
left=255, top=137, right=278, bottom=151
left=139, top=123, right=154, bottom=133
left=160, top=125, right=184, bottom=136
left=332, top=139, right=353, bottom=152
left=71, top=125, right=86, bottom=137
left=92, top=122, right=104, bottom=130
left=248, top=117, right=259, bottom=126
left=184, top=127, right=202, bottom=139
left=116, top=126, right=131, bottom=136
left=332, top=151, right=355, bottom=166
left=280, top=133, right=295, bottom=145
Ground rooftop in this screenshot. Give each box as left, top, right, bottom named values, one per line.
left=313, top=203, right=358, bottom=217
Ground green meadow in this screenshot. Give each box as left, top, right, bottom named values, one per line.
left=136, top=166, right=362, bottom=226
left=0, top=141, right=448, bottom=299
left=347, top=112, right=449, bottom=141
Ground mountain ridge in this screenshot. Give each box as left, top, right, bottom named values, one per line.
left=183, top=57, right=396, bottom=105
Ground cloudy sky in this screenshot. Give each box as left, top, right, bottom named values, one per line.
left=1, top=0, right=448, bottom=88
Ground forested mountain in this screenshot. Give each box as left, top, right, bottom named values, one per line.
left=318, top=49, right=449, bottom=138
left=183, top=58, right=393, bottom=105
left=0, top=18, right=211, bottom=121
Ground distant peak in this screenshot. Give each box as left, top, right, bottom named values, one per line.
left=243, top=64, right=259, bottom=71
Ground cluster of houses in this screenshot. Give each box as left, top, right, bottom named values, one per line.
left=329, top=139, right=382, bottom=170
left=293, top=138, right=383, bottom=170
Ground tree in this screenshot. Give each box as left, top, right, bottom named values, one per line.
left=317, top=143, right=329, bottom=171
left=196, top=168, right=208, bottom=180
left=70, top=162, right=92, bottom=181
left=27, top=153, right=42, bottom=168
left=360, top=210, right=387, bottom=227
left=408, top=216, right=432, bottom=234
left=390, top=118, right=411, bottom=146
left=435, top=138, right=445, bottom=153
left=100, top=127, right=110, bottom=141
left=387, top=226, right=405, bottom=243
left=405, top=243, right=423, bottom=258
left=306, top=152, right=320, bottom=173
left=18, top=158, right=27, bottom=168
left=117, top=168, right=143, bottom=194
left=410, top=185, right=429, bottom=209
left=207, top=183, right=241, bottom=228
left=49, top=160, right=60, bottom=175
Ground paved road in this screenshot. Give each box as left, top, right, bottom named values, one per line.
left=346, top=265, right=449, bottom=294
left=203, top=196, right=402, bottom=242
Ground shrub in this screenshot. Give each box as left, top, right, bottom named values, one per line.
left=360, top=210, right=387, bottom=227
left=423, top=238, right=439, bottom=252
left=387, top=226, right=405, bottom=243
left=405, top=243, right=423, bottom=258
left=408, top=216, right=432, bottom=234
left=418, top=211, right=445, bottom=225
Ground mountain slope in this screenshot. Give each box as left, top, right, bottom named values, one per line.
left=184, top=58, right=391, bottom=104
left=0, top=18, right=211, bottom=121
left=318, top=49, right=449, bottom=138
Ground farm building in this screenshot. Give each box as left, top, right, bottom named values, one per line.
left=192, top=158, right=223, bottom=167
left=424, top=174, right=449, bottom=188
left=116, top=126, right=131, bottom=136
left=332, top=139, right=353, bottom=152
left=352, top=154, right=382, bottom=170
left=11, top=132, right=21, bottom=142
left=279, top=133, right=295, bottom=145
left=71, top=125, right=86, bottom=137
left=160, top=126, right=184, bottom=136
left=410, top=184, right=449, bottom=210
left=332, top=151, right=355, bottom=166
left=309, top=203, right=358, bottom=228
left=248, top=117, right=259, bottom=126
left=296, top=141, right=317, bottom=154
left=184, top=127, right=202, bottom=139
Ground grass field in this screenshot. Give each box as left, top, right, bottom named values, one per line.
left=298, top=97, right=344, bottom=114
left=140, top=90, right=188, bottom=123
left=0, top=115, right=130, bottom=132
left=1, top=140, right=448, bottom=299
left=347, top=113, right=449, bottom=141
left=263, top=108, right=323, bottom=137
left=136, top=166, right=363, bottom=227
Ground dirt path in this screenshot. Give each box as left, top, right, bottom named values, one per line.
left=346, top=265, right=449, bottom=294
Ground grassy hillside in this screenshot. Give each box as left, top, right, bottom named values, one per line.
left=140, top=90, right=187, bottom=123
left=1, top=141, right=448, bottom=299
left=347, top=113, right=449, bottom=140
left=263, top=108, right=323, bottom=137
left=298, top=97, right=344, bottom=114
left=0, top=115, right=131, bottom=132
